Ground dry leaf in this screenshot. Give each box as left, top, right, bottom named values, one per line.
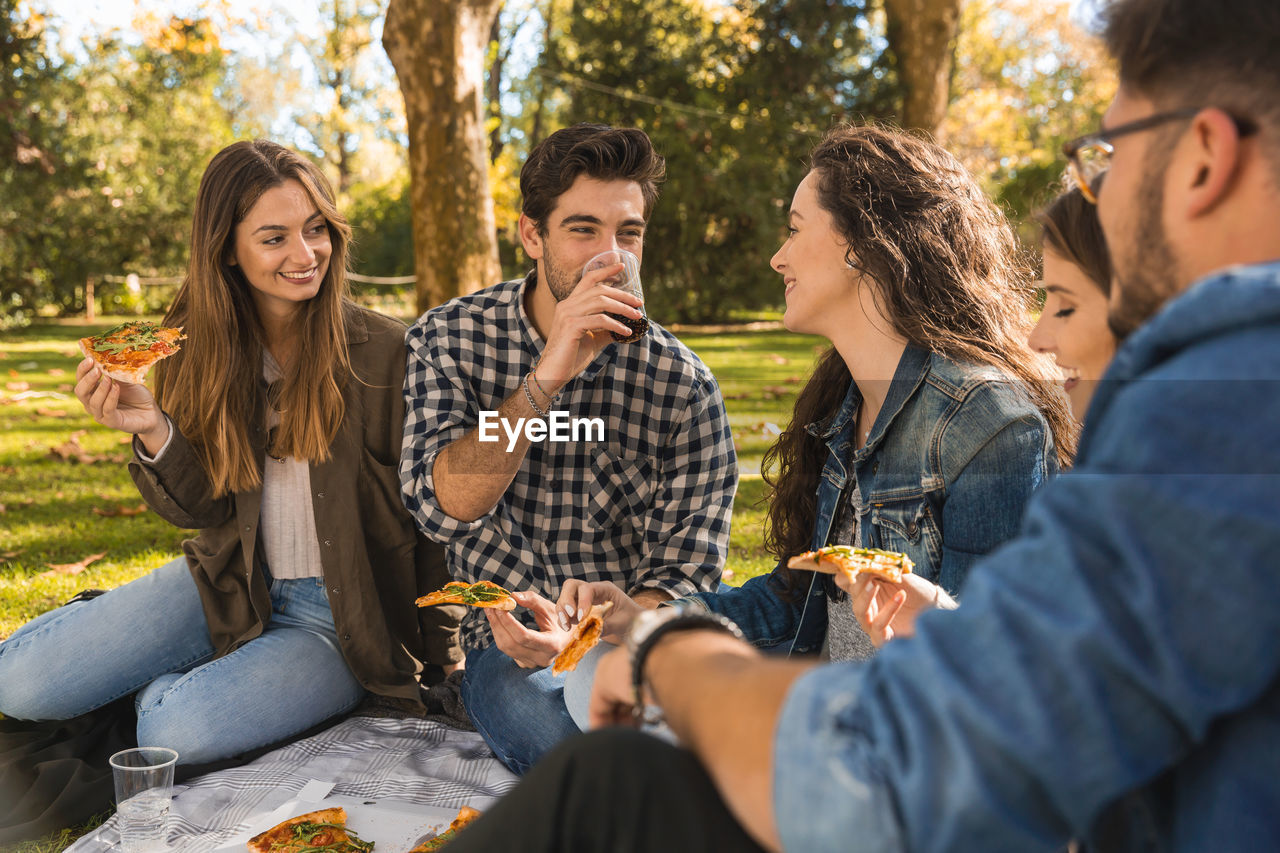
left=47, top=367, right=66, bottom=377
left=0, top=550, right=19, bottom=560
left=36, top=408, right=68, bottom=418
left=5, top=381, right=30, bottom=392
left=92, top=504, right=147, bottom=517
left=768, top=353, right=789, bottom=365
left=41, top=551, right=106, bottom=577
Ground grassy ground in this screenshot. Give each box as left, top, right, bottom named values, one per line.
left=0, top=313, right=820, bottom=850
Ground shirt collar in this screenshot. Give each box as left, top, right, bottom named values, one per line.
left=805, top=344, right=931, bottom=446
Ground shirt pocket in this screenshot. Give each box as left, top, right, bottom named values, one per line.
left=586, top=447, right=656, bottom=533
left=867, top=497, right=942, bottom=581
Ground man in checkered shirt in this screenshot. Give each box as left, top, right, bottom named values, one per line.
left=400, top=124, right=738, bottom=775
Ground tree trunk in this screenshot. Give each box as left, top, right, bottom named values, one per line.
left=882, top=0, right=962, bottom=140
left=383, top=0, right=502, bottom=313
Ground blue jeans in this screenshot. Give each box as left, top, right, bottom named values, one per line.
left=460, top=644, right=582, bottom=775
left=0, top=557, right=365, bottom=764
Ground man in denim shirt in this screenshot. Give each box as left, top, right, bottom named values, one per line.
left=441, top=0, right=1280, bottom=850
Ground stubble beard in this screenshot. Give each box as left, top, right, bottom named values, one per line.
left=539, top=243, right=579, bottom=303
left=1107, top=152, right=1184, bottom=341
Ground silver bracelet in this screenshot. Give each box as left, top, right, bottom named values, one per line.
left=523, top=371, right=550, bottom=418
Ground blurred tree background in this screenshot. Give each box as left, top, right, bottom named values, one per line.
left=1, top=0, right=1112, bottom=326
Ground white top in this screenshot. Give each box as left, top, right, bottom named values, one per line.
left=257, top=351, right=324, bottom=580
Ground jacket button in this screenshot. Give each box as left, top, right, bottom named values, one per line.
left=316, top=492, right=325, bottom=499
left=244, top=525, right=251, bottom=532
left=330, top=587, right=340, bottom=595
left=343, top=634, right=351, bottom=641
left=324, top=539, right=332, bottom=547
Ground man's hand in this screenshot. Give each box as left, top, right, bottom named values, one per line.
left=74, top=358, right=168, bottom=451
left=535, top=262, right=644, bottom=393
left=556, top=580, right=646, bottom=643
left=485, top=590, right=572, bottom=669
left=839, top=571, right=956, bottom=646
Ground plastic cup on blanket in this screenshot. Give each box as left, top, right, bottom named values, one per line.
left=109, top=747, right=178, bottom=852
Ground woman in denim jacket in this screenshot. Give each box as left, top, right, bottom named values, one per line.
left=559, top=124, right=1075, bottom=670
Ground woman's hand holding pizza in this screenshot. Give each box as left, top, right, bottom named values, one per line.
left=839, top=571, right=957, bottom=647
left=555, top=580, right=643, bottom=643
left=485, top=590, right=573, bottom=669
left=74, top=357, right=168, bottom=449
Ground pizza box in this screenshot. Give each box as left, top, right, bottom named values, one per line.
left=212, top=793, right=462, bottom=852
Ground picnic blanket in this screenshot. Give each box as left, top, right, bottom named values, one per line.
left=64, top=716, right=517, bottom=852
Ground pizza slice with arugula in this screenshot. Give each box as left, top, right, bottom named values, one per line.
left=79, top=321, right=185, bottom=384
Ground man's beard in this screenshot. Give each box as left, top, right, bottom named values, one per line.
left=1107, top=154, right=1183, bottom=341
left=540, top=245, right=579, bottom=303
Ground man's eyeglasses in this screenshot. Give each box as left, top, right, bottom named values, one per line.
left=1063, top=108, right=1258, bottom=204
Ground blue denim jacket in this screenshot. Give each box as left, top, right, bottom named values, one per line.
left=774, top=261, right=1280, bottom=852
left=687, top=345, right=1058, bottom=653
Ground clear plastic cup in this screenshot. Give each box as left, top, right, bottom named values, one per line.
left=110, top=747, right=177, bottom=852
left=583, top=249, right=648, bottom=343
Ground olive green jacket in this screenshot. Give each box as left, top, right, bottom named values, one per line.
left=129, top=305, right=461, bottom=704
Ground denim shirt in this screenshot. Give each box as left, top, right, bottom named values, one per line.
left=774, top=261, right=1280, bottom=852
left=687, top=345, right=1058, bottom=654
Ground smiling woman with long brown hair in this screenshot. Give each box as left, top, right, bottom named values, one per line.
left=0, top=140, right=460, bottom=764
left=558, top=123, right=1073, bottom=696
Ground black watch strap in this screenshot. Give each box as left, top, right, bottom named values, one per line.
left=627, top=609, right=745, bottom=725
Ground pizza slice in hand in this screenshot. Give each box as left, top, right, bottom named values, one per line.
left=245, top=807, right=373, bottom=853
left=787, top=545, right=914, bottom=584
left=415, top=580, right=517, bottom=611
left=552, top=600, right=613, bottom=675
left=407, top=806, right=483, bottom=852
left=79, top=321, right=185, bottom=384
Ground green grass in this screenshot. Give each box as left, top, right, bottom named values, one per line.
left=0, top=313, right=818, bottom=850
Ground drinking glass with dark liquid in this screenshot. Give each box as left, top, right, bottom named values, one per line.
left=583, top=249, right=649, bottom=343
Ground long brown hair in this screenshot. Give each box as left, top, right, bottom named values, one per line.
left=763, top=124, right=1076, bottom=566
left=154, top=140, right=354, bottom=497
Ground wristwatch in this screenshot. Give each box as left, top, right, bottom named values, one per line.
left=626, top=606, right=745, bottom=725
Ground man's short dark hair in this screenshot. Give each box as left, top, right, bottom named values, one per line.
left=1103, top=0, right=1280, bottom=141
left=519, top=124, right=666, bottom=233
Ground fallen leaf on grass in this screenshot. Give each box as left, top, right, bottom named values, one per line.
left=47, top=367, right=66, bottom=377
left=0, top=550, right=19, bottom=560
left=35, top=407, right=68, bottom=418
left=768, top=353, right=789, bottom=365
left=41, top=551, right=106, bottom=577
left=6, top=381, right=30, bottom=392
left=92, top=503, right=147, bottom=517
left=47, top=432, right=122, bottom=464
left=0, top=465, right=16, bottom=475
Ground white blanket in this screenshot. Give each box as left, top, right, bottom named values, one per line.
left=67, top=716, right=517, bottom=852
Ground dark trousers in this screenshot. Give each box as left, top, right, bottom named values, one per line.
left=448, top=727, right=769, bottom=853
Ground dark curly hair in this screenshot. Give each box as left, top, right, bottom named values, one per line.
left=762, top=124, right=1077, bottom=573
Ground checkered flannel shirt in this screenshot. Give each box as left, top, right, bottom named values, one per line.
left=400, top=273, right=738, bottom=652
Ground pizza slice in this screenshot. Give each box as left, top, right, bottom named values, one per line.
left=415, top=580, right=516, bottom=611
left=407, top=806, right=483, bottom=852
left=245, top=807, right=373, bottom=853
left=786, top=545, right=914, bottom=584
left=79, top=321, right=185, bottom=384
left=552, top=600, right=613, bottom=675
